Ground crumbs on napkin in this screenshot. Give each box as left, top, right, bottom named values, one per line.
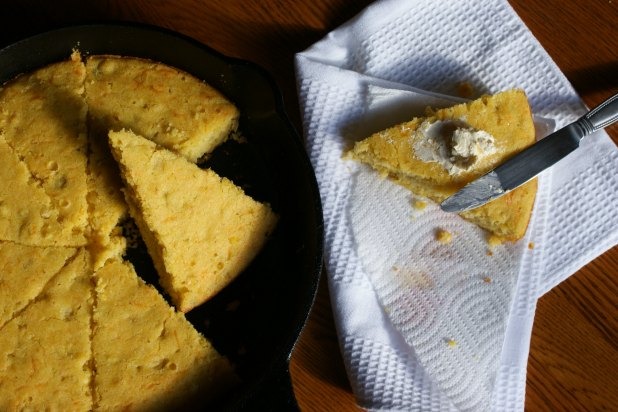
left=445, top=338, right=458, bottom=348
left=455, top=81, right=476, bottom=99
left=435, top=228, right=453, bottom=244
left=412, top=198, right=427, bottom=211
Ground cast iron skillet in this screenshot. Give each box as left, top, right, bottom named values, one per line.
left=0, top=24, right=323, bottom=411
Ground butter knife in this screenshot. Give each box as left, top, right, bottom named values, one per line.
left=440, top=93, right=618, bottom=212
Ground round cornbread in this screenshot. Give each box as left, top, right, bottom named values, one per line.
left=0, top=53, right=258, bottom=409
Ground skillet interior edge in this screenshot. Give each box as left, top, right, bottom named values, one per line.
left=0, top=23, right=324, bottom=410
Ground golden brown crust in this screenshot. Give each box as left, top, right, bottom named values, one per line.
left=85, top=55, right=239, bottom=163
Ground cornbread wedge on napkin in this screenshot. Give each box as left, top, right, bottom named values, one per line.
left=0, top=249, right=93, bottom=411
left=84, top=55, right=240, bottom=163
left=92, top=259, right=238, bottom=410
left=348, top=89, right=537, bottom=241
left=0, top=54, right=89, bottom=246
left=108, top=129, right=278, bottom=312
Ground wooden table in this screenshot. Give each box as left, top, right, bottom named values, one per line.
left=2, top=1, right=616, bottom=410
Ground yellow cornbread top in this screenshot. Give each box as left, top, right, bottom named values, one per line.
left=0, top=55, right=89, bottom=246
left=0, top=53, right=247, bottom=408
left=109, top=129, right=278, bottom=312
left=0, top=241, right=76, bottom=329
left=348, top=89, right=537, bottom=241
left=0, top=134, right=83, bottom=246
left=85, top=55, right=240, bottom=163
left=0, top=249, right=93, bottom=411
left=92, top=259, right=238, bottom=410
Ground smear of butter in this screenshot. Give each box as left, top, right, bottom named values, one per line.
left=412, top=119, right=496, bottom=175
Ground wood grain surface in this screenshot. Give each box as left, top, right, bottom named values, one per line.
left=1, top=1, right=616, bottom=411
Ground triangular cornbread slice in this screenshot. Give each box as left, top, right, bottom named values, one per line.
left=85, top=122, right=128, bottom=270
left=85, top=55, right=239, bottom=163
left=0, top=241, right=76, bottom=328
left=0, top=135, right=84, bottom=246
left=0, top=53, right=89, bottom=246
left=348, top=89, right=537, bottom=241
left=0, top=249, right=93, bottom=411
left=92, top=259, right=237, bottom=410
left=108, top=130, right=278, bottom=312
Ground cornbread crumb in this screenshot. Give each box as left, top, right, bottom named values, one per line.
left=456, top=81, right=475, bottom=98
left=487, top=234, right=504, bottom=247
left=482, top=276, right=492, bottom=283
left=528, top=242, right=535, bottom=249
left=436, top=228, right=453, bottom=244
left=412, top=199, right=427, bottom=210
left=446, top=338, right=458, bottom=348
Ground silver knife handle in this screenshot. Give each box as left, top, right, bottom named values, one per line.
left=578, top=93, right=618, bottom=135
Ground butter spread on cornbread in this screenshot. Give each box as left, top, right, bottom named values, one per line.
left=92, top=259, right=238, bottom=410
left=0, top=241, right=76, bottom=329
left=85, top=55, right=240, bottom=163
left=0, top=53, right=89, bottom=246
left=413, top=119, right=497, bottom=175
left=108, top=129, right=278, bottom=312
left=348, top=89, right=537, bottom=242
left=0, top=249, right=93, bottom=411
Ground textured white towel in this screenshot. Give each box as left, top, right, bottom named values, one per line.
left=294, top=0, right=618, bottom=410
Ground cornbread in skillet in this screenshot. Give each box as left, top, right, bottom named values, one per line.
left=0, top=249, right=93, bottom=411
left=108, top=129, right=278, bottom=312
left=348, top=89, right=537, bottom=241
left=92, top=259, right=237, bottom=410
left=0, top=241, right=76, bottom=328
left=0, top=53, right=89, bottom=246
left=84, top=55, right=240, bottom=163
left=85, top=123, right=128, bottom=270
left=0, top=135, right=80, bottom=246
left=0, top=52, right=248, bottom=407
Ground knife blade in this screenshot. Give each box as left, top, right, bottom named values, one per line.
left=440, top=93, right=618, bottom=213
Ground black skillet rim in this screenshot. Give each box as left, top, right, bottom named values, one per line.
left=0, top=22, right=324, bottom=410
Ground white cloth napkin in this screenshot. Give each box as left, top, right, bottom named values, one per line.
left=294, top=0, right=618, bottom=410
